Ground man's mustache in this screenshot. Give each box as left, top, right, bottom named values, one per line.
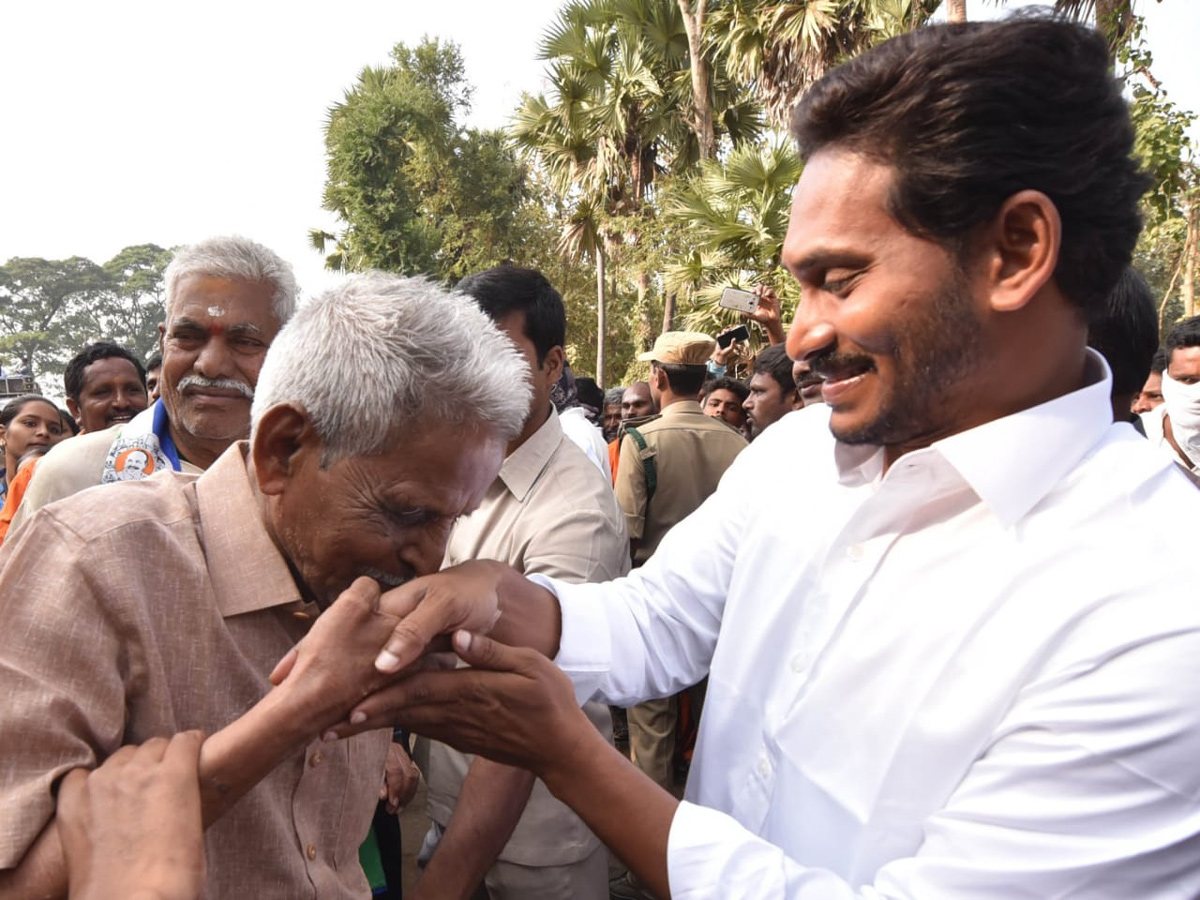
left=176, top=375, right=254, bottom=400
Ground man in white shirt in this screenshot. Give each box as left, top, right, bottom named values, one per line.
left=302, top=15, right=1200, bottom=899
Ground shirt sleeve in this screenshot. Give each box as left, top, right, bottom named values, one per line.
left=0, top=511, right=130, bottom=869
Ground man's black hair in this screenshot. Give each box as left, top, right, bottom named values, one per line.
left=702, top=376, right=750, bottom=404
left=1165, top=316, right=1200, bottom=360
left=1087, top=267, right=1158, bottom=396
left=753, top=344, right=797, bottom=393
left=1150, top=348, right=1167, bottom=375
left=656, top=363, right=707, bottom=397
left=63, top=342, right=147, bottom=403
left=145, top=351, right=163, bottom=371
left=791, top=13, right=1150, bottom=317
left=575, top=376, right=604, bottom=412
left=457, top=265, right=566, bottom=365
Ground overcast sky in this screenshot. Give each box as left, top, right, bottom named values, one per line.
left=1, top=0, right=1196, bottom=300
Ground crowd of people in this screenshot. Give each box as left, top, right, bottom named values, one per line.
left=2, top=11, right=1200, bottom=900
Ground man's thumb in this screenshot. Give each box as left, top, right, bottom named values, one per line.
left=452, top=629, right=513, bottom=671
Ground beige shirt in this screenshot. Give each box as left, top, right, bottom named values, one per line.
left=615, top=400, right=747, bottom=565
left=423, top=409, right=629, bottom=866
left=0, top=444, right=389, bottom=899
left=8, top=422, right=205, bottom=537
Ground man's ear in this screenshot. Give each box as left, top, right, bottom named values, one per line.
left=66, top=397, right=81, bottom=420
left=157, top=323, right=166, bottom=354
left=979, top=189, right=1061, bottom=314
left=251, top=403, right=318, bottom=496
left=789, top=389, right=803, bottom=412
left=543, top=346, right=565, bottom=388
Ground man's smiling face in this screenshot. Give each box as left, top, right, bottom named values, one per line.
left=783, top=149, right=985, bottom=453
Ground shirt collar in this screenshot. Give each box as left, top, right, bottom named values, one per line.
left=498, top=406, right=563, bottom=503
left=194, top=442, right=304, bottom=617
left=833, top=349, right=1114, bottom=528
left=660, top=400, right=703, bottom=418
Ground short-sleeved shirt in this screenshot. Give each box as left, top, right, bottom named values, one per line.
left=615, top=400, right=746, bottom=565
left=0, top=444, right=389, bottom=899
left=424, top=409, right=630, bottom=866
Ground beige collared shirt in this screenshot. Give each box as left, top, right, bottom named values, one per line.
left=615, top=399, right=747, bottom=565
left=424, top=408, right=629, bottom=866
left=0, top=444, right=389, bottom=899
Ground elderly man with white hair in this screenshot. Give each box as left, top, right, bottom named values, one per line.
left=0, top=273, right=530, bottom=900
left=8, top=234, right=297, bottom=536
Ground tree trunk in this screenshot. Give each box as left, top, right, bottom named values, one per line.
left=596, top=244, right=607, bottom=387
left=678, top=0, right=716, bottom=160
left=1093, top=0, right=1132, bottom=49
left=662, top=291, right=678, bottom=334
left=1184, top=195, right=1198, bottom=319
left=946, top=0, right=967, bottom=24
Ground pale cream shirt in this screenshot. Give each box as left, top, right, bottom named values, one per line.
left=8, top=422, right=204, bottom=537
left=423, top=408, right=629, bottom=866
left=0, top=444, right=389, bottom=899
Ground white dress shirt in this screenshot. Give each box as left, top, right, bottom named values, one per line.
left=546, top=351, right=1200, bottom=898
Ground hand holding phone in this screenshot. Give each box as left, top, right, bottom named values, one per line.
left=719, top=287, right=759, bottom=315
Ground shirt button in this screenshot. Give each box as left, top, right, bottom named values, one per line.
left=846, top=543, right=864, bottom=561
left=790, top=654, right=806, bottom=673
left=310, top=750, right=324, bottom=767
left=757, top=756, right=770, bottom=777
left=306, top=843, right=317, bottom=861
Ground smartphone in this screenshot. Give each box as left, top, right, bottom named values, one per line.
left=717, top=324, right=750, bottom=348
left=719, top=287, right=759, bottom=315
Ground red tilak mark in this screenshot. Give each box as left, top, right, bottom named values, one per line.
left=209, top=322, right=224, bottom=336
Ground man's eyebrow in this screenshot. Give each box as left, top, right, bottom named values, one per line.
left=788, top=249, right=872, bottom=276
left=226, top=323, right=265, bottom=336
left=168, top=317, right=206, bottom=330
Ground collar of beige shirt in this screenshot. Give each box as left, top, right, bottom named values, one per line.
left=498, top=405, right=563, bottom=503
left=195, top=442, right=305, bottom=618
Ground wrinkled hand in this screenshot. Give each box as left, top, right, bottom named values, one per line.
left=58, top=732, right=206, bottom=900
left=361, top=559, right=514, bottom=676
left=268, top=577, right=409, bottom=733
left=327, top=631, right=592, bottom=780
left=381, top=743, right=421, bottom=814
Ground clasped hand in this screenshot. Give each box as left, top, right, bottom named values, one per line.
left=270, top=560, right=588, bottom=778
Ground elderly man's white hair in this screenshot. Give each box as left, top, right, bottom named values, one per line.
left=164, top=235, right=298, bottom=325
left=251, top=272, right=530, bottom=464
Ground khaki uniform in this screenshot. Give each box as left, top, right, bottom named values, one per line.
left=613, top=400, right=746, bottom=789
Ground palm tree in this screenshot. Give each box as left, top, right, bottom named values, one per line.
left=710, top=0, right=942, bottom=127
left=512, top=0, right=763, bottom=382
left=665, top=139, right=804, bottom=337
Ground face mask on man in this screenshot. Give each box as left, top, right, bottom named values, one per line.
left=1160, top=372, right=1200, bottom=467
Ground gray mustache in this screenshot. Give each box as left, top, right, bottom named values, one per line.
left=177, top=375, right=254, bottom=400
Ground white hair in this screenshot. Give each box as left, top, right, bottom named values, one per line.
left=251, top=272, right=530, bottom=463
left=164, top=235, right=298, bottom=325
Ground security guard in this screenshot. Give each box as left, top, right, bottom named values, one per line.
left=613, top=331, right=747, bottom=799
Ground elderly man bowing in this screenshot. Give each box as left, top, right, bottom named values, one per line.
left=0, top=273, right=530, bottom=899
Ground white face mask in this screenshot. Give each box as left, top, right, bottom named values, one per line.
left=1161, top=371, right=1200, bottom=467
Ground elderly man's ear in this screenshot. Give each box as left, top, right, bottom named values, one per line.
left=253, top=404, right=321, bottom=495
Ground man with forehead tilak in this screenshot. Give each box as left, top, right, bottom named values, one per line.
left=309, top=15, right=1199, bottom=900
left=0, top=274, right=530, bottom=899
left=8, top=236, right=294, bottom=536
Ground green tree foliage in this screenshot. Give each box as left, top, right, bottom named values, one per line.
left=314, top=38, right=530, bottom=280
left=0, top=256, right=108, bottom=381
left=512, top=0, right=764, bottom=383
left=665, top=140, right=803, bottom=335
left=0, top=246, right=171, bottom=388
